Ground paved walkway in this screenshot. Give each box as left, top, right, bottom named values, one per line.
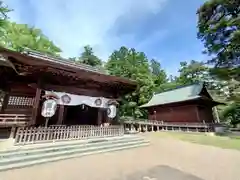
left=0, top=133, right=240, bottom=180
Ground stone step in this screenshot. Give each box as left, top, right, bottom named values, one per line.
left=0, top=140, right=149, bottom=171
left=0, top=139, right=147, bottom=165
left=0, top=135, right=137, bottom=153
left=0, top=136, right=143, bottom=158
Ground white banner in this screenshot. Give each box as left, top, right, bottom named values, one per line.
left=45, top=91, right=112, bottom=108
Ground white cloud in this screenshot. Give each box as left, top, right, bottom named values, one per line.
left=6, top=0, right=167, bottom=60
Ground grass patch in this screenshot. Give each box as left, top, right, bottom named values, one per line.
left=156, top=132, right=240, bottom=151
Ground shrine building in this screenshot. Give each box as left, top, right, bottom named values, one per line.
left=0, top=47, right=137, bottom=137
left=140, top=82, right=223, bottom=123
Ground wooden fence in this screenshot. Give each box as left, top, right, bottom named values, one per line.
left=14, top=125, right=124, bottom=145
left=124, top=119, right=212, bottom=127
left=123, top=119, right=214, bottom=132
left=0, top=114, right=30, bottom=127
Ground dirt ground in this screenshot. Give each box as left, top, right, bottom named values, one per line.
left=0, top=133, right=240, bottom=180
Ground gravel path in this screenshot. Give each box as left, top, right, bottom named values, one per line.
left=0, top=133, right=240, bottom=180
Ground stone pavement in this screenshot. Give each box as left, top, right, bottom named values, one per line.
left=113, top=165, right=203, bottom=180
left=0, top=133, right=240, bottom=180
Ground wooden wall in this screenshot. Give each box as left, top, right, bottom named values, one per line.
left=148, top=102, right=214, bottom=123
left=198, top=106, right=214, bottom=123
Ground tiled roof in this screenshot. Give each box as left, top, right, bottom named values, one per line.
left=140, top=82, right=205, bottom=108
left=23, top=50, right=108, bottom=75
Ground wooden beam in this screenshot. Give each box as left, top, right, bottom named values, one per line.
left=97, top=109, right=102, bottom=126
left=31, top=82, right=42, bottom=125
left=41, top=84, right=114, bottom=98
left=57, top=105, right=65, bottom=125
left=105, top=109, right=110, bottom=124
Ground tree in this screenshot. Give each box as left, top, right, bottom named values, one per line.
left=150, top=59, right=167, bottom=86
left=177, top=60, right=209, bottom=85
left=0, top=1, right=9, bottom=24
left=0, top=1, right=10, bottom=38
left=220, top=102, right=240, bottom=127
left=197, top=0, right=240, bottom=101
left=1, top=21, right=61, bottom=55
left=155, top=81, right=181, bottom=93
left=1, top=2, right=61, bottom=55
left=175, top=60, right=234, bottom=100
left=106, top=46, right=155, bottom=119
left=75, top=45, right=102, bottom=67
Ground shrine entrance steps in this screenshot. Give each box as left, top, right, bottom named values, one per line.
left=0, top=135, right=149, bottom=171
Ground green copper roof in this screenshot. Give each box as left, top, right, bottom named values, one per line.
left=140, top=82, right=205, bottom=108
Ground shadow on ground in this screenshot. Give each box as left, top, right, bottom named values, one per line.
left=114, top=165, right=203, bottom=180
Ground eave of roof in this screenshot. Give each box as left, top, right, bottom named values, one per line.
left=0, top=47, right=137, bottom=88
left=24, top=49, right=107, bottom=75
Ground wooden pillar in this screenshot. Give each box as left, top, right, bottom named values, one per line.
left=130, top=124, right=134, bottom=131
left=1, top=92, right=10, bottom=113
left=31, top=87, right=42, bottom=125
left=213, top=106, right=220, bottom=123
left=97, top=108, right=102, bottom=126
left=57, top=105, right=65, bottom=125
left=9, top=126, right=17, bottom=138
left=112, top=107, right=119, bottom=125
left=105, top=113, right=110, bottom=125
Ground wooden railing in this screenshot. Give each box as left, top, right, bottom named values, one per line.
left=123, top=119, right=213, bottom=128
left=14, top=125, right=124, bottom=145
left=0, top=114, right=31, bottom=127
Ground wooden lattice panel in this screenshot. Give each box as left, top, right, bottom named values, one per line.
left=8, top=96, right=35, bottom=106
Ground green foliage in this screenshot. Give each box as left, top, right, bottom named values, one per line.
left=0, top=1, right=11, bottom=37
left=73, top=45, right=102, bottom=67
left=197, top=0, right=240, bottom=101
left=0, top=1, right=9, bottom=23
left=1, top=22, right=61, bottom=55
left=155, top=81, right=181, bottom=93
left=220, top=103, right=240, bottom=127
left=0, top=2, right=61, bottom=55
left=177, top=60, right=209, bottom=85
left=106, top=46, right=158, bottom=118
left=150, top=59, right=167, bottom=90
left=197, top=0, right=239, bottom=71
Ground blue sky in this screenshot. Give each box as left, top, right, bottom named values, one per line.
left=5, top=0, right=207, bottom=76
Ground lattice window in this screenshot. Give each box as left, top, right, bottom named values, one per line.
left=8, top=96, right=35, bottom=106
